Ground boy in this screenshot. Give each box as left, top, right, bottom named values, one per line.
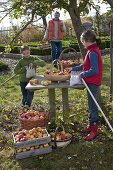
left=14, top=45, right=46, bottom=107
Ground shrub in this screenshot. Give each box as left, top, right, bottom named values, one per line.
left=0, top=37, right=111, bottom=56
left=0, top=60, right=9, bottom=71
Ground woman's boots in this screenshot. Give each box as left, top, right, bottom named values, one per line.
left=82, top=123, right=99, bottom=141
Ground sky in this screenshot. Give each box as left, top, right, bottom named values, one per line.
left=0, top=2, right=110, bottom=29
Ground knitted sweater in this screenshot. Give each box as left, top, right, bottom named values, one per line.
left=14, top=56, right=46, bottom=82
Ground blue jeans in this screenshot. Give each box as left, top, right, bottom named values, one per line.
left=87, top=84, right=99, bottom=124
left=20, top=82, right=34, bottom=107
left=50, top=41, right=62, bottom=61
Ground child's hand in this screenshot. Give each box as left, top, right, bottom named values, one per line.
left=65, top=67, right=72, bottom=73
left=79, top=72, right=85, bottom=79
left=29, top=63, right=33, bottom=69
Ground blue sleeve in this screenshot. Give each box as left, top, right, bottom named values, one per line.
left=80, top=52, right=98, bottom=78
left=71, top=64, right=83, bottom=71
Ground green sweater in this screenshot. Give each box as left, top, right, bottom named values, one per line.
left=14, top=56, right=46, bottom=82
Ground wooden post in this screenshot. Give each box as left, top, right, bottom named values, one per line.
left=48, top=89, right=56, bottom=118
left=110, top=20, right=113, bottom=101
left=62, top=88, right=69, bottom=112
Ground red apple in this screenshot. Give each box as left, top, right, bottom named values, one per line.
left=19, top=137, right=27, bottom=142
left=61, top=134, right=66, bottom=140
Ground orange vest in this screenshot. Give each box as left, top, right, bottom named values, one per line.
left=48, top=19, right=63, bottom=41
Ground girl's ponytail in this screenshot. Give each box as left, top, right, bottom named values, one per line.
left=96, top=38, right=101, bottom=49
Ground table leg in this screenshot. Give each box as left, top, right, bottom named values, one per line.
left=62, top=88, right=69, bottom=112
left=48, top=89, right=56, bottom=118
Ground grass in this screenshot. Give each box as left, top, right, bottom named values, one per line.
left=0, top=56, right=113, bottom=170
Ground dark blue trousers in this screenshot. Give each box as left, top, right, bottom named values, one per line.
left=87, top=84, right=99, bottom=124
left=20, top=82, right=34, bottom=107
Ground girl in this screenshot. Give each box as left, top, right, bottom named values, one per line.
left=70, top=30, right=103, bottom=141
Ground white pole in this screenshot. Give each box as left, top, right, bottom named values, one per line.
left=0, top=74, right=16, bottom=88
left=82, top=78, right=113, bottom=133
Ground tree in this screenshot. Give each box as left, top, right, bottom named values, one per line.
left=106, top=0, right=113, bottom=10
left=0, top=0, right=113, bottom=57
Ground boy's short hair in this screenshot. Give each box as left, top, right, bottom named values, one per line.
left=20, top=45, right=30, bottom=53
left=54, top=11, right=60, bottom=16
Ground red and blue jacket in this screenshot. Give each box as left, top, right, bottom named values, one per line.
left=72, top=43, right=103, bottom=85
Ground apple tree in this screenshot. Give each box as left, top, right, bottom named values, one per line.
left=0, top=0, right=113, bottom=57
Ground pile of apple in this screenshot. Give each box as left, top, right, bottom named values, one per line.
left=19, top=110, right=47, bottom=121
left=61, top=59, right=80, bottom=66
left=44, top=69, right=69, bottom=76
left=29, top=79, right=39, bottom=85
left=50, top=131, right=71, bottom=141
left=16, top=143, right=50, bottom=153
left=14, top=127, right=48, bottom=143
left=41, top=80, right=52, bottom=86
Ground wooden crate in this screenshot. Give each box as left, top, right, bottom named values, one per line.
left=13, top=128, right=52, bottom=159
left=15, top=145, right=52, bottom=159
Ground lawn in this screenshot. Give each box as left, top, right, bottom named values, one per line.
left=0, top=56, right=113, bottom=170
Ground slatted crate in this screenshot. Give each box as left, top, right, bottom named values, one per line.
left=13, top=128, right=52, bottom=159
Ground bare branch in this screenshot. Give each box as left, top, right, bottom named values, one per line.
left=0, top=7, right=14, bottom=23
left=10, top=10, right=36, bottom=44
left=0, top=1, right=22, bottom=23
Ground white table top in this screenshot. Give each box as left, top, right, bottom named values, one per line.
left=25, top=75, right=85, bottom=90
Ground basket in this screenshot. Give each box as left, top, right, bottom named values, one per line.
left=44, top=60, right=70, bottom=82
left=59, top=47, right=80, bottom=68
left=18, top=111, right=49, bottom=130
left=50, top=126, right=72, bottom=148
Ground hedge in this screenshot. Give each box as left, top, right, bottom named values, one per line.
left=0, top=61, right=9, bottom=71
left=0, top=39, right=111, bottom=56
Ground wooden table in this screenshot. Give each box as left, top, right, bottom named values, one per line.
left=26, top=75, right=85, bottom=118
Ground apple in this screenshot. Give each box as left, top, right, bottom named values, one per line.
left=41, top=129, right=47, bottom=134
left=30, top=146, right=35, bottom=150
left=39, top=145, right=43, bottom=149
left=60, top=131, right=66, bottom=135
left=56, top=135, right=61, bottom=141
left=26, top=146, right=31, bottom=151
left=61, top=134, right=66, bottom=140
left=35, top=145, right=39, bottom=149
left=39, top=115, right=44, bottom=120
left=29, top=135, right=35, bottom=139
left=29, top=79, right=39, bottom=85
left=22, top=148, right=27, bottom=152
left=29, top=129, right=34, bottom=135
left=33, top=115, right=40, bottom=120
left=19, top=113, right=26, bottom=118
left=43, top=143, right=49, bottom=148
left=20, top=137, right=27, bottom=142
left=16, top=148, right=23, bottom=153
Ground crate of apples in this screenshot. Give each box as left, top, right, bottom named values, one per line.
left=13, top=127, right=52, bottom=159
left=18, top=110, right=49, bottom=130
left=13, top=127, right=50, bottom=144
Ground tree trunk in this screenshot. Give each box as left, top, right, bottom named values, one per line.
left=68, top=7, right=87, bottom=59
left=67, top=4, right=102, bottom=107
left=42, top=15, right=47, bottom=29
